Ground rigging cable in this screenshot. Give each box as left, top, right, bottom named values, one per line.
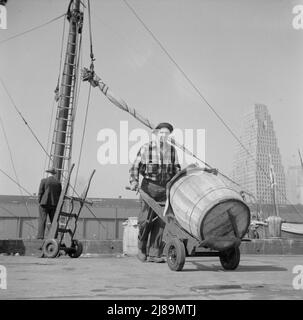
left=0, top=164, right=106, bottom=230
left=45, top=11, right=68, bottom=175
left=0, top=5, right=105, bottom=230
left=71, top=21, right=84, bottom=193
left=71, top=23, right=84, bottom=125
left=0, top=18, right=104, bottom=230
left=122, top=0, right=303, bottom=218
left=53, top=14, right=105, bottom=228
left=63, top=2, right=106, bottom=228
left=85, top=2, right=252, bottom=194
left=122, top=0, right=241, bottom=148
left=0, top=78, right=50, bottom=158
left=0, top=167, right=33, bottom=196
left=63, top=0, right=86, bottom=183
left=56, top=11, right=67, bottom=90
left=73, top=0, right=94, bottom=191
left=43, top=98, right=56, bottom=174
left=122, top=0, right=254, bottom=172
left=73, top=84, right=91, bottom=193
left=0, top=115, right=36, bottom=232
left=0, top=163, right=105, bottom=231
left=0, top=13, right=66, bottom=45
left=87, top=0, right=95, bottom=68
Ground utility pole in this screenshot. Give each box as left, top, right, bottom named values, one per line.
left=48, top=0, right=83, bottom=184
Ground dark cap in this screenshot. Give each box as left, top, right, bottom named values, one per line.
left=155, top=122, right=174, bottom=133
left=45, top=168, right=57, bottom=175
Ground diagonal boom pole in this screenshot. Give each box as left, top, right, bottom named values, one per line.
left=81, top=68, right=211, bottom=169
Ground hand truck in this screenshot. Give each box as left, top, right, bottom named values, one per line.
left=41, top=164, right=95, bottom=258
left=139, top=188, right=244, bottom=272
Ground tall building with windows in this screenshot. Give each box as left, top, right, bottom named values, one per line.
left=232, top=104, right=286, bottom=204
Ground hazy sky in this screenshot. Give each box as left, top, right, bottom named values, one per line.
left=0, top=0, right=303, bottom=199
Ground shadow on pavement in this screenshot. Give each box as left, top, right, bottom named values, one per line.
left=234, top=265, right=288, bottom=272
left=182, top=261, right=288, bottom=272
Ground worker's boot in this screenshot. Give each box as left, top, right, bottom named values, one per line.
left=147, top=256, right=166, bottom=263
left=137, top=249, right=147, bottom=262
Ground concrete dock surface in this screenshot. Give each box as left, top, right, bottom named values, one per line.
left=0, top=254, right=303, bottom=300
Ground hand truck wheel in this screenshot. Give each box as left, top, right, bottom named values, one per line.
left=42, top=239, right=59, bottom=258
left=219, top=246, right=240, bottom=270
left=67, top=239, right=83, bottom=258
left=166, top=238, right=186, bottom=271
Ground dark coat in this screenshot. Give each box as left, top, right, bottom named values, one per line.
left=38, top=176, right=62, bottom=207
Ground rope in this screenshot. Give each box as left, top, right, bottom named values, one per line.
left=0, top=164, right=106, bottom=230
left=87, top=0, right=95, bottom=65
left=52, top=8, right=103, bottom=226
left=60, top=3, right=104, bottom=229
left=68, top=14, right=84, bottom=192
left=46, top=15, right=68, bottom=174
left=122, top=0, right=302, bottom=217
left=74, top=84, right=91, bottom=192
left=0, top=78, right=50, bottom=158
left=122, top=0, right=250, bottom=167
left=71, top=37, right=84, bottom=194
left=44, top=98, right=56, bottom=174
left=70, top=0, right=105, bottom=229
left=0, top=165, right=106, bottom=230
left=0, top=13, right=66, bottom=45
left=73, top=0, right=94, bottom=191
left=83, top=68, right=250, bottom=192
left=0, top=116, right=36, bottom=232
left=1, top=162, right=107, bottom=233
left=0, top=168, right=33, bottom=196
left=56, top=11, right=67, bottom=94
left=0, top=3, right=104, bottom=230
left=72, top=16, right=84, bottom=126
left=0, top=162, right=106, bottom=230
left=0, top=117, right=22, bottom=192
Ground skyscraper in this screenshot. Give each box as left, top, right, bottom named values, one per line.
left=232, top=104, right=286, bottom=204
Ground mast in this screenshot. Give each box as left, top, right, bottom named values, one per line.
left=48, top=0, right=83, bottom=184
left=299, top=149, right=303, bottom=171
left=269, top=154, right=279, bottom=217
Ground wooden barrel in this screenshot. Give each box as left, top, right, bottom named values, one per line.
left=168, top=165, right=250, bottom=241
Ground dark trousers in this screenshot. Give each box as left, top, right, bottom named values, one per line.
left=138, top=179, right=166, bottom=257
left=37, top=205, right=56, bottom=239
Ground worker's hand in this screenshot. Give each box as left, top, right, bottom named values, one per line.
left=130, top=182, right=138, bottom=191
left=211, top=168, right=218, bottom=175
left=204, top=167, right=218, bottom=175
